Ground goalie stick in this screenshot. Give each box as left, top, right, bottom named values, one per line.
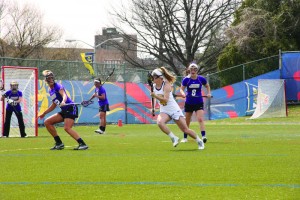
left=147, top=72, right=155, bottom=116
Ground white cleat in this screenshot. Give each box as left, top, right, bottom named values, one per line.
left=180, top=138, right=188, bottom=143
left=172, top=136, right=180, bottom=147
left=198, top=140, right=205, bottom=150
left=95, top=129, right=105, bottom=134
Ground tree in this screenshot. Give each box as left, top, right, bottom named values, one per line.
left=113, top=0, right=241, bottom=75
left=218, top=0, right=300, bottom=70
left=0, top=1, right=62, bottom=60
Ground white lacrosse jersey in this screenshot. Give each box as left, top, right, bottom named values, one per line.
left=153, top=81, right=181, bottom=113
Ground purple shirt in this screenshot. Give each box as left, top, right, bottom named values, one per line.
left=95, top=86, right=109, bottom=106
left=49, top=83, right=72, bottom=110
left=181, top=75, right=207, bottom=105
left=3, top=90, right=22, bottom=112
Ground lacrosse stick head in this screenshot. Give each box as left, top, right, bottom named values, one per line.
left=81, top=100, right=94, bottom=107
left=147, top=72, right=153, bottom=88
left=0, top=80, right=4, bottom=91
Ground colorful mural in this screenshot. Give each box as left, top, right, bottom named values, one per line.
left=36, top=70, right=283, bottom=123
left=37, top=80, right=157, bottom=125
left=208, top=70, right=280, bottom=120
left=36, top=52, right=300, bottom=123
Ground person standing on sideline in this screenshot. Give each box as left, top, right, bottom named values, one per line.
left=1, top=81, right=27, bottom=137
left=150, top=67, right=204, bottom=150
left=38, top=70, right=88, bottom=150
left=180, top=63, right=211, bottom=143
left=89, top=78, right=110, bottom=134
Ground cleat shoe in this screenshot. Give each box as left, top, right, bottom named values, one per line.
left=180, top=138, right=188, bottom=143
left=74, top=144, right=89, bottom=150
left=95, top=129, right=105, bottom=134
left=198, top=140, right=205, bottom=150
left=171, top=136, right=180, bottom=147
left=50, top=143, right=64, bottom=150
left=202, top=136, right=207, bottom=143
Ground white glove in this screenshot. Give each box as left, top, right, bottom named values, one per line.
left=7, top=99, right=14, bottom=105
left=7, top=99, right=17, bottom=106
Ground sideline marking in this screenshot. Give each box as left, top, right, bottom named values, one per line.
left=0, top=181, right=299, bottom=188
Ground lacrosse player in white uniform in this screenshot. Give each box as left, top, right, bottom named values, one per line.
left=150, top=67, right=204, bottom=150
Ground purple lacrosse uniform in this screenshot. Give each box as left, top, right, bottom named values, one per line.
left=95, top=86, right=109, bottom=106
left=49, top=83, right=73, bottom=110
left=4, top=90, right=22, bottom=112
left=181, top=75, right=207, bottom=105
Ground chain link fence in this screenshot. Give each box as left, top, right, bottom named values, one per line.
left=0, top=56, right=280, bottom=123
left=207, top=55, right=279, bottom=90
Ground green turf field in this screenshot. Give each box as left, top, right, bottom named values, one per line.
left=0, top=108, right=299, bottom=199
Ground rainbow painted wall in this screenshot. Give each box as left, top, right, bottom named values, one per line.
left=37, top=52, right=300, bottom=124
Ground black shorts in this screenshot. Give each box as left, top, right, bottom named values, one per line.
left=58, top=105, right=78, bottom=120
left=99, top=104, right=110, bottom=112
left=184, top=103, right=204, bottom=113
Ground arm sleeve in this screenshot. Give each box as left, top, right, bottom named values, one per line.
left=181, top=77, right=188, bottom=86
left=199, top=76, right=207, bottom=85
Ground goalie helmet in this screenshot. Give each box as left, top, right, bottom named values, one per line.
left=10, top=81, right=18, bottom=93
left=42, top=70, right=55, bottom=84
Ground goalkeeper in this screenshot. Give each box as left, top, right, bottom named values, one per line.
left=1, top=81, right=27, bottom=137
left=38, top=70, right=88, bottom=150
left=89, top=78, right=110, bottom=134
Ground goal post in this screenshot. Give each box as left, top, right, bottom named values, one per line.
left=1, top=66, right=38, bottom=137
left=250, top=79, right=287, bottom=119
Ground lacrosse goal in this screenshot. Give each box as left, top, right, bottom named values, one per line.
left=250, top=79, right=287, bottom=119
left=1, top=66, right=38, bottom=137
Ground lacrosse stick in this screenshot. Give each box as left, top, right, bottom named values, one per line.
left=101, top=68, right=115, bottom=85
left=173, top=94, right=213, bottom=98
left=0, top=79, right=5, bottom=96
left=147, top=72, right=155, bottom=116
left=61, top=100, right=94, bottom=107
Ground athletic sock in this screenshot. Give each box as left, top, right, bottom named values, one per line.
left=167, top=132, right=176, bottom=139
left=183, top=133, right=188, bottom=138
left=54, top=136, right=62, bottom=144
left=77, top=138, right=86, bottom=145
left=100, top=126, right=105, bottom=132
left=201, top=131, right=206, bottom=137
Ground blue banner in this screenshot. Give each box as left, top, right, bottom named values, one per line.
left=281, top=52, right=300, bottom=101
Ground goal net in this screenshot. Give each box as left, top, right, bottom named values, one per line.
left=1, top=66, right=38, bottom=137
left=250, top=79, right=287, bottom=119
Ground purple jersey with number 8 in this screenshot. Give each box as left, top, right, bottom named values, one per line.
left=181, top=75, right=207, bottom=105
left=49, top=83, right=72, bottom=110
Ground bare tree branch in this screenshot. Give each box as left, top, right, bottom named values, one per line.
left=0, top=1, right=62, bottom=59
left=112, top=0, right=241, bottom=75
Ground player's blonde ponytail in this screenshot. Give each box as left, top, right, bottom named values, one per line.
left=159, top=67, right=176, bottom=84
